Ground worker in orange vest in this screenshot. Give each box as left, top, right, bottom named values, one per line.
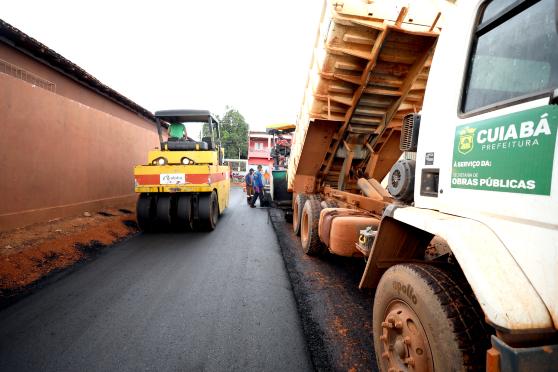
left=264, top=169, right=271, bottom=185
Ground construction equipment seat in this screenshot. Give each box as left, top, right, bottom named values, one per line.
left=165, top=141, right=208, bottom=151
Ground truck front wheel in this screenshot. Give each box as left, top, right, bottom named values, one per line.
left=373, top=263, right=489, bottom=372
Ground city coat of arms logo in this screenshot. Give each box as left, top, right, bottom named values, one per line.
left=458, top=127, right=476, bottom=155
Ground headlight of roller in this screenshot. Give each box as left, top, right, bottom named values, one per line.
left=152, top=157, right=168, bottom=166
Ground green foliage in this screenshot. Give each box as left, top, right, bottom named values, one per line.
left=216, top=107, right=249, bottom=159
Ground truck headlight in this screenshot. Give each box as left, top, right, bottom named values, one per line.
left=181, top=157, right=194, bottom=165
left=152, top=157, right=167, bottom=166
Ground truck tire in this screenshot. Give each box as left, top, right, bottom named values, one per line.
left=198, top=191, right=218, bottom=231
left=321, top=199, right=337, bottom=209
left=154, top=194, right=172, bottom=231
left=300, top=199, right=324, bottom=256
left=136, top=194, right=155, bottom=232
left=293, top=193, right=309, bottom=235
left=309, top=194, right=322, bottom=202
left=373, top=263, right=489, bottom=372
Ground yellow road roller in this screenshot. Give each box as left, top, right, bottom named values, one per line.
left=134, top=110, right=230, bottom=231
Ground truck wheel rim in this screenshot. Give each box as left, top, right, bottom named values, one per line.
left=301, top=210, right=309, bottom=244
left=380, top=300, right=433, bottom=372
left=294, top=201, right=300, bottom=227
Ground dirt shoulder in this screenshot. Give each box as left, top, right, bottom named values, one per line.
left=0, top=205, right=138, bottom=307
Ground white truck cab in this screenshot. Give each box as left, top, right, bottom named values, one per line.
left=369, top=0, right=558, bottom=370
left=418, top=0, right=558, bottom=329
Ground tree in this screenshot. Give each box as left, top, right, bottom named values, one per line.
left=215, top=107, right=249, bottom=159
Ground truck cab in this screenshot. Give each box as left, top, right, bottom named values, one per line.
left=370, top=0, right=558, bottom=370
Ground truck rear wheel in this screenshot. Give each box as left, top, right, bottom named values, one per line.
left=300, top=199, right=324, bottom=256
left=175, top=194, right=193, bottom=231
left=373, top=263, right=489, bottom=372
left=293, top=193, right=309, bottom=236
left=136, top=194, right=155, bottom=232
left=198, top=191, right=218, bottom=231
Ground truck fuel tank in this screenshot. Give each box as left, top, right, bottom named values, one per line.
left=318, top=208, right=380, bottom=257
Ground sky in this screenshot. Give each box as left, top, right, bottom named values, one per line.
left=1, top=0, right=324, bottom=130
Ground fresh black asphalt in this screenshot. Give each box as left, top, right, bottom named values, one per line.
left=0, top=188, right=312, bottom=372
left=269, top=208, right=377, bottom=372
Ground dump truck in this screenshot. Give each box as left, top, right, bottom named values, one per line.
left=134, top=110, right=230, bottom=231
left=286, top=0, right=558, bottom=370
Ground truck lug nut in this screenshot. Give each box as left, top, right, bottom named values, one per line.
left=381, top=321, right=393, bottom=328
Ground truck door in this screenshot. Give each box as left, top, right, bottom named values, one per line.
left=415, top=0, right=558, bottom=331
left=416, top=0, right=558, bottom=221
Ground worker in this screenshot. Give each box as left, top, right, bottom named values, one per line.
left=264, top=169, right=270, bottom=185
left=245, top=168, right=254, bottom=204
left=168, top=123, right=194, bottom=141
left=168, top=123, right=184, bottom=141
left=250, top=165, right=264, bottom=208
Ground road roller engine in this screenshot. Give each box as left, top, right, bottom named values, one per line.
left=134, top=109, right=230, bottom=232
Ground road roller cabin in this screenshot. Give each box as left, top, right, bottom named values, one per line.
left=134, top=110, right=230, bottom=232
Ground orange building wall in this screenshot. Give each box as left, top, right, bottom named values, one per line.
left=0, top=73, right=159, bottom=231
left=0, top=43, right=149, bottom=126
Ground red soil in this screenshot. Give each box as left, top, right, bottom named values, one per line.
left=0, top=205, right=138, bottom=290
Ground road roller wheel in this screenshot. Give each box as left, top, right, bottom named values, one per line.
left=175, top=193, right=194, bottom=231
left=136, top=194, right=155, bottom=232
left=198, top=191, right=218, bottom=231
left=154, top=194, right=172, bottom=230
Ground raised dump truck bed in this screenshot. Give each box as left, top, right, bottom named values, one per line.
left=288, top=0, right=447, bottom=202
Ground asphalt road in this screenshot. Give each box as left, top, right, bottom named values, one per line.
left=269, top=208, right=377, bottom=371
left=0, top=188, right=312, bottom=372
